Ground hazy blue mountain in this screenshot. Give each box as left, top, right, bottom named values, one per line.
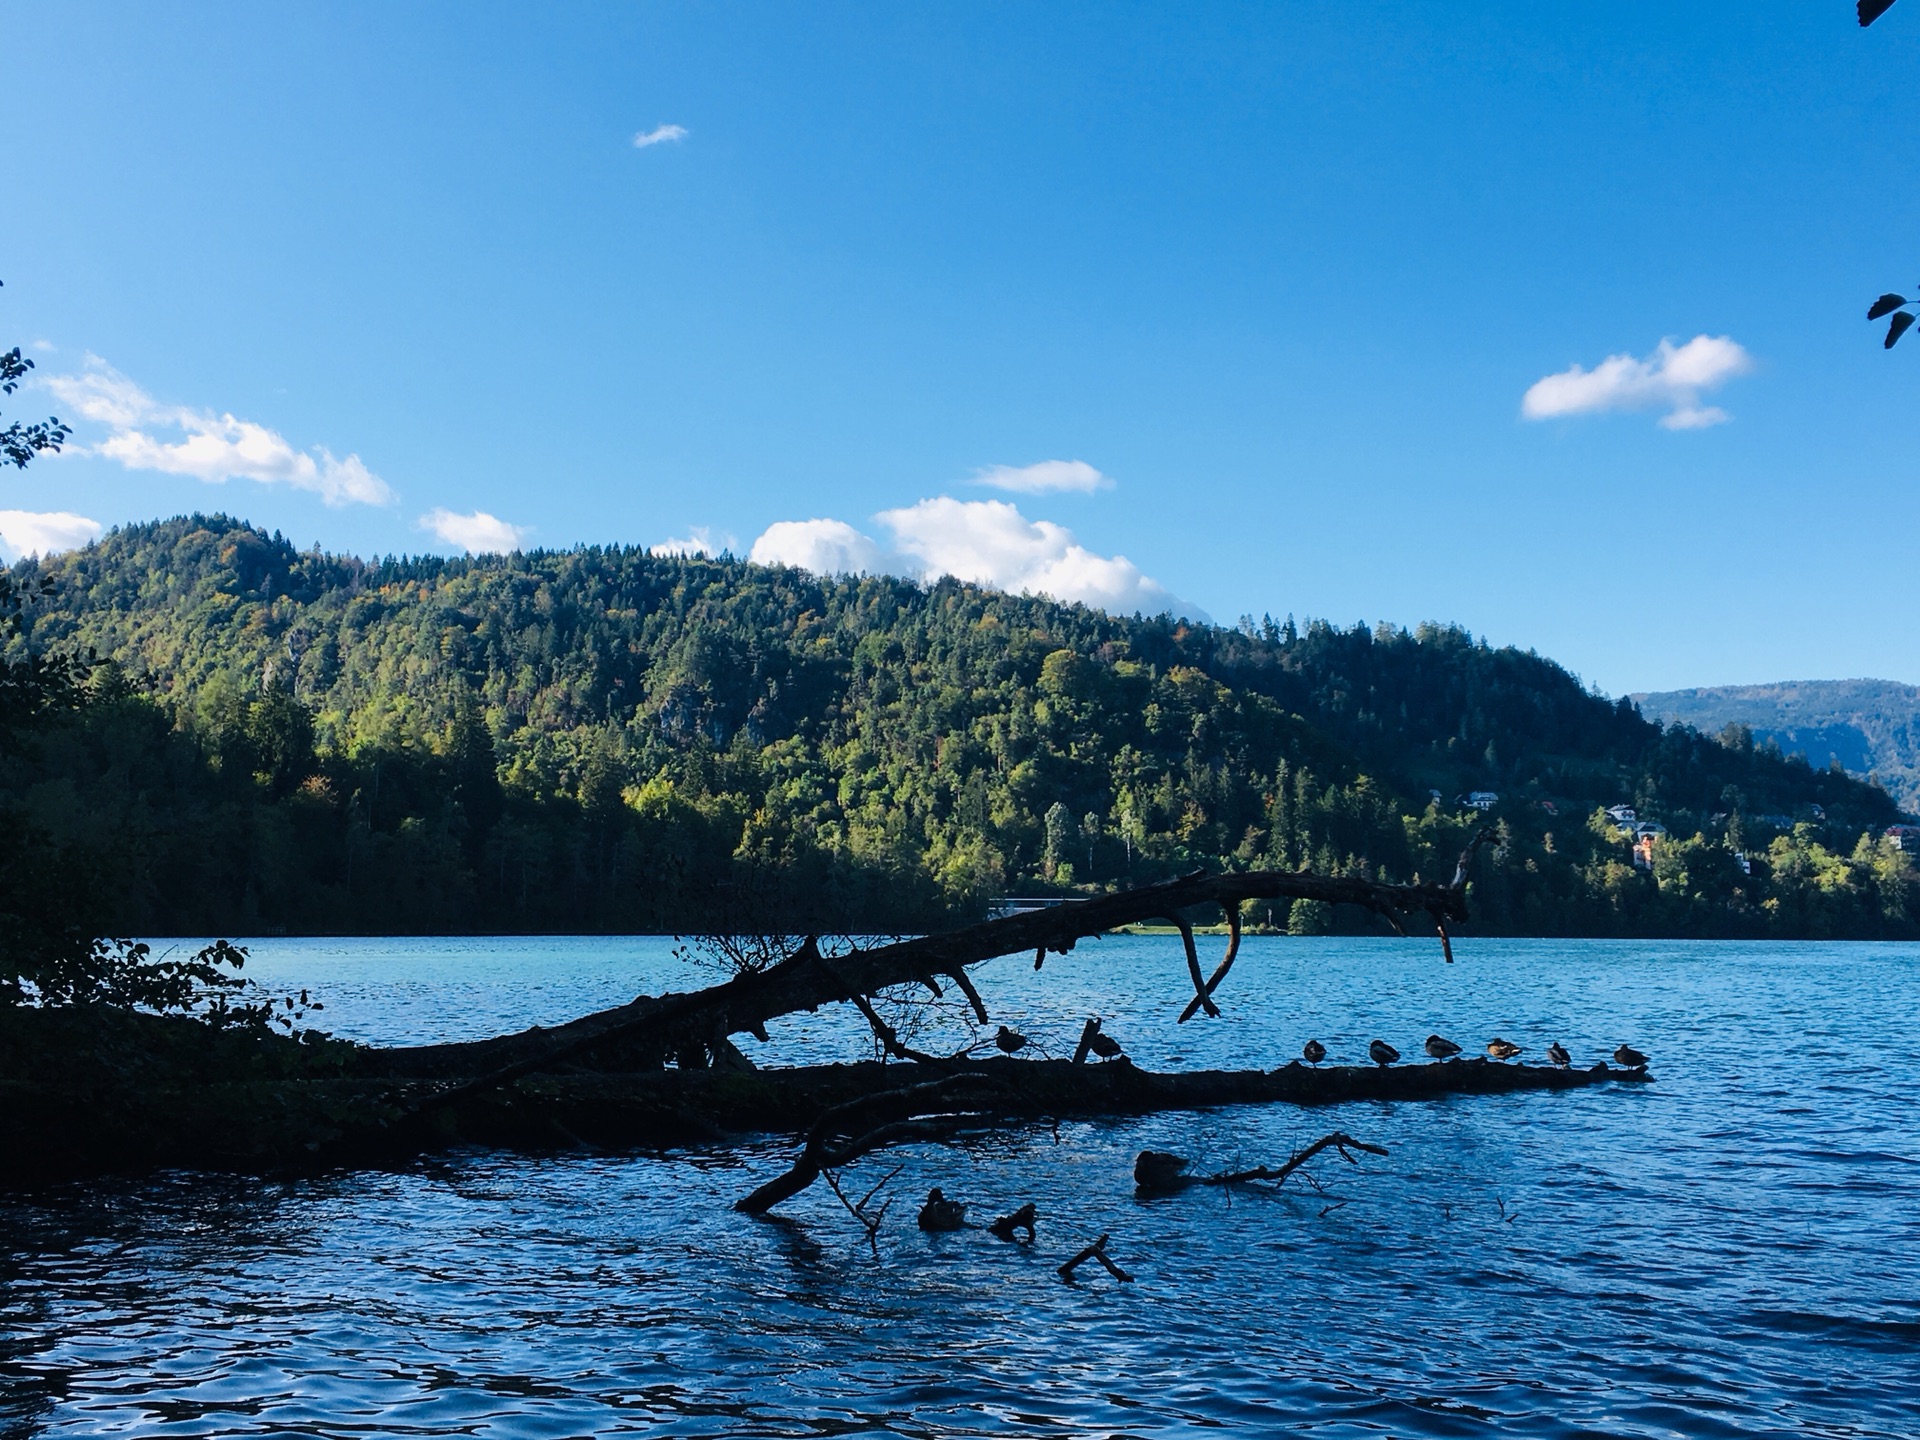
left=1633, top=680, right=1920, bottom=809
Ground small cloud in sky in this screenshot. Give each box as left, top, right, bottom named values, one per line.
left=1521, top=335, right=1753, bottom=430
left=653, top=526, right=735, bottom=558
left=43, top=356, right=394, bottom=505
left=633, top=123, right=689, bottom=149
left=745, top=495, right=1201, bottom=619
left=971, top=459, right=1113, bottom=495
left=30, top=339, right=55, bottom=354
left=0, top=509, right=103, bottom=560
left=421, top=508, right=527, bottom=554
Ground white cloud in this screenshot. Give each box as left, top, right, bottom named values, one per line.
left=654, top=526, right=736, bottom=558
left=47, top=360, right=158, bottom=430
left=745, top=496, right=1200, bottom=618
left=1521, top=335, right=1753, bottom=430
left=633, top=123, right=689, bottom=149
left=421, top=508, right=527, bottom=554
left=971, top=459, right=1113, bottom=495
left=0, top=510, right=103, bottom=560
left=44, top=356, right=395, bottom=505
left=1660, top=405, right=1732, bottom=431
left=749, top=518, right=885, bottom=574
left=880, top=497, right=1190, bottom=615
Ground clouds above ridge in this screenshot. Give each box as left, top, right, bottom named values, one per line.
left=420, top=508, right=527, bottom=554
left=1522, top=335, right=1753, bottom=430
left=0, top=510, right=102, bottom=560
left=44, top=357, right=394, bottom=505
left=745, top=496, right=1201, bottom=619
left=746, top=519, right=880, bottom=573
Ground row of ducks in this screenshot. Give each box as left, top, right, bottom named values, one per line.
left=1302, top=1036, right=1650, bottom=1069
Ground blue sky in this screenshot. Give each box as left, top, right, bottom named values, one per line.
left=3, top=1, right=1918, bottom=695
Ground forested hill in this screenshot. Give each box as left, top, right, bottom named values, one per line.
left=4, top=514, right=1913, bottom=939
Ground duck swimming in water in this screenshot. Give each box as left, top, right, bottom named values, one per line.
left=1613, top=1043, right=1649, bottom=1068
left=1547, top=1041, right=1571, bottom=1068
left=1424, top=1034, right=1462, bottom=1060
left=1368, top=1038, right=1400, bottom=1067
left=917, top=1187, right=967, bottom=1231
left=1302, top=1038, right=1327, bottom=1066
left=1486, top=1038, right=1524, bottom=1061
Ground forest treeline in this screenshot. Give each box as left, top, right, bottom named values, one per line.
left=3, top=514, right=1915, bottom=940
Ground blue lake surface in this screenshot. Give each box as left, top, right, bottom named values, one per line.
left=4, top=934, right=1920, bottom=1437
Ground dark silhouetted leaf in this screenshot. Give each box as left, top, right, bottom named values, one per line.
left=1886, top=311, right=1915, bottom=348
left=1869, top=293, right=1908, bottom=320
left=1861, top=0, right=1898, bottom=26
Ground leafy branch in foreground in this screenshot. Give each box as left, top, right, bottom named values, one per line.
left=1868, top=291, right=1918, bottom=349
left=0, top=279, right=280, bottom=1031
left=0, top=282, right=72, bottom=470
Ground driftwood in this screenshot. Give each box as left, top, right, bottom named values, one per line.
left=1058, top=1233, right=1134, bottom=1283
left=989, top=1202, right=1038, bottom=1242
left=1135, top=1132, right=1389, bottom=1196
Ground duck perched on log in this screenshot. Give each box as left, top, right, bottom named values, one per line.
left=1613, top=1043, right=1649, bottom=1069
left=1486, top=1038, right=1524, bottom=1061
left=1369, top=1039, right=1400, bottom=1067
left=1302, top=1039, right=1327, bottom=1066
left=1424, top=1034, right=1462, bottom=1060
left=1547, top=1042, right=1571, bottom=1068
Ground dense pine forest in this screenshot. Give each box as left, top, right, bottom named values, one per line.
left=3, top=514, right=1914, bottom=940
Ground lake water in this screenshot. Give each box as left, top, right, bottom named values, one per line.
left=4, top=935, right=1919, bottom=1438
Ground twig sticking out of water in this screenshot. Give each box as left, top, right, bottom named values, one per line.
left=822, top=1162, right=902, bottom=1248
left=1058, top=1233, right=1133, bottom=1283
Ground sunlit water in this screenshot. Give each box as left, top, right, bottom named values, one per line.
left=5, top=935, right=1919, bottom=1438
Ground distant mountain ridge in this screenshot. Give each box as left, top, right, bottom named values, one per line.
left=1633, top=679, right=1920, bottom=810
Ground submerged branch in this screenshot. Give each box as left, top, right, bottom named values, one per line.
left=1134, top=1132, right=1390, bottom=1196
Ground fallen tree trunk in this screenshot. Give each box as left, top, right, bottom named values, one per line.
left=369, top=858, right=1482, bottom=1091
left=8, top=852, right=1556, bottom=1187
left=2, top=1012, right=1649, bottom=1187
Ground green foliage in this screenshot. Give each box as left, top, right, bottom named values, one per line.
left=0, top=281, right=73, bottom=471
left=4, top=514, right=1915, bottom=939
